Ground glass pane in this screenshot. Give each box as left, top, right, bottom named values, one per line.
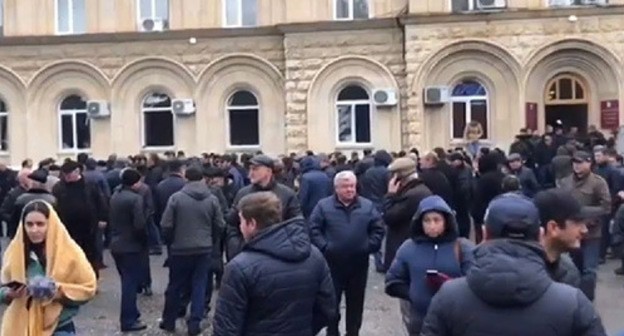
left=337, top=105, right=353, bottom=143
left=57, top=0, right=70, bottom=32
left=335, top=0, right=349, bottom=18
left=452, top=80, right=486, bottom=96
left=452, top=0, right=469, bottom=12
left=143, top=93, right=171, bottom=108
left=61, top=114, right=74, bottom=149
left=144, top=111, right=174, bottom=147
left=452, top=102, right=467, bottom=139
left=242, top=0, right=257, bottom=26
left=60, top=95, right=87, bottom=110
left=0, top=0, right=4, bottom=28
left=76, top=112, right=90, bottom=149
left=140, top=0, right=152, bottom=19
left=0, top=100, right=6, bottom=112
left=0, top=115, right=7, bottom=151
left=353, top=0, right=369, bottom=19
left=575, top=81, right=584, bottom=99
left=226, top=0, right=240, bottom=26
left=229, top=108, right=259, bottom=146
left=338, top=85, right=369, bottom=100
left=471, top=100, right=488, bottom=139
left=354, top=104, right=371, bottom=143
left=547, top=82, right=557, bottom=101
left=229, top=90, right=257, bottom=106
left=72, top=0, right=86, bottom=34
left=155, top=0, right=169, bottom=19
left=559, top=78, right=573, bottom=100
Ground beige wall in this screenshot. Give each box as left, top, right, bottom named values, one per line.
left=409, top=0, right=624, bottom=14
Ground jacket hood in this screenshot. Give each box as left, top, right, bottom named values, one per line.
left=300, top=156, right=321, bottom=174
left=467, top=240, right=552, bottom=307
left=245, top=217, right=311, bottom=262
left=411, top=195, right=458, bottom=242
left=182, top=181, right=211, bottom=200
left=374, top=150, right=393, bottom=167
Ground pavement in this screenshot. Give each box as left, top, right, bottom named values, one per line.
left=1, top=251, right=623, bottom=335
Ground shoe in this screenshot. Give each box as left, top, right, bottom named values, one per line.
left=121, top=321, right=147, bottom=332
left=159, top=321, right=175, bottom=332
left=615, top=267, right=624, bottom=276
left=188, top=327, right=201, bottom=336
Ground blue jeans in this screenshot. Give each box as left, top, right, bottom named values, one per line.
left=576, top=238, right=600, bottom=301
left=162, top=254, right=211, bottom=332
left=112, top=253, right=143, bottom=329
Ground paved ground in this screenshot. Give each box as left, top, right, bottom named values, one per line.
left=1, top=251, right=623, bottom=335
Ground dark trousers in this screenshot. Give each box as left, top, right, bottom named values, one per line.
left=140, top=250, right=151, bottom=288
left=600, top=216, right=611, bottom=259
left=147, top=219, right=162, bottom=251
left=572, top=238, right=600, bottom=301
left=327, top=261, right=369, bottom=336
left=161, top=253, right=211, bottom=331
left=112, top=252, right=143, bottom=329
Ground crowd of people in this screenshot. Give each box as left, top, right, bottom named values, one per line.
left=0, top=124, right=620, bottom=335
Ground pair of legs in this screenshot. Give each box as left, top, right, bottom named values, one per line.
left=327, top=261, right=369, bottom=336
left=112, top=253, right=144, bottom=330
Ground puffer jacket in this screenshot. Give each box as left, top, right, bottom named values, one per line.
left=298, top=156, right=332, bottom=218
left=420, top=240, right=606, bottom=336
left=213, top=218, right=336, bottom=336
left=385, top=196, right=474, bottom=317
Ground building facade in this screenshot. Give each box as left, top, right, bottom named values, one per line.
left=0, top=0, right=623, bottom=164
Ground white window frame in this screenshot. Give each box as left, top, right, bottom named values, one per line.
left=449, top=0, right=477, bottom=12
left=223, top=0, right=258, bottom=28
left=450, top=84, right=489, bottom=140
left=226, top=90, right=261, bottom=150
left=58, top=96, right=90, bottom=153
left=54, top=0, right=85, bottom=35
left=0, top=100, right=8, bottom=153
left=545, top=0, right=606, bottom=6
left=335, top=88, right=373, bottom=146
left=333, top=0, right=372, bottom=21
left=137, top=0, right=169, bottom=23
left=141, top=93, right=175, bottom=150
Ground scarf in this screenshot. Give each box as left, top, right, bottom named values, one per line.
left=0, top=201, right=97, bottom=336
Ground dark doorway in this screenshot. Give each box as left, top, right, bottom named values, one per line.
left=545, top=104, right=588, bottom=134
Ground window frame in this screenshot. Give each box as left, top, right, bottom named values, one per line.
left=450, top=0, right=476, bottom=13
left=0, top=99, right=8, bottom=153
left=226, top=90, right=261, bottom=150
left=335, top=85, right=373, bottom=147
left=54, top=0, right=86, bottom=35
left=141, top=92, right=176, bottom=150
left=222, top=0, right=258, bottom=28
left=58, top=95, right=91, bottom=153
left=450, top=81, right=490, bottom=140
left=544, top=74, right=587, bottom=105
left=136, top=0, right=170, bottom=25
left=545, top=0, right=607, bottom=6
left=333, top=0, right=372, bottom=21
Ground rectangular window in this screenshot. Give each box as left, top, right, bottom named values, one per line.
left=224, top=0, right=257, bottom=27
left=452, top=100, right=489, bottom=139
left=452, top=102, right=467, bottom=139
left=144, top=112, right=174, bottom=147
left=354, top=104, right=371, bottom=143
left=56, top=0, right=86, bottom=35
left=229, top=109, right=259, bottom=146
left=138, top=0, right=169, bottom=29
left=76, top=112, right=90, bottom=149
left=334, top=0, right=370, bottom=20
left=61, top=114, right=74, bottom=149
left=0, top=0, right=4, bottom=36
left=337, top=104, right=371, bottom=145
left=337, top=105, right=353, bottom=143
left=0, top=111, right=7, bottom=151
left=548, top=0, right=606, bottom=5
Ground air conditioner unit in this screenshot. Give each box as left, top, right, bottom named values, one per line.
left=581, top=0, right=607, bottom=5
left=86, top=101, right=110, bottom=118
left=172, top=99, right=196, bottom=115
left=372, top=89, right=398, bottom=107
left=140, top=18, right=168, bottom=32
left=423, top=86, right=450, bottom=106
left=476, top=0, right=507, bottom=10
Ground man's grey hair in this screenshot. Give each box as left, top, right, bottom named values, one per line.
left=334, top=170, right=356, bottom=187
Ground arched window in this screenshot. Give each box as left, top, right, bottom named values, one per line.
left=451, top=80, right=488, bottom=139
left=227, top=90, right=259, bottom=147
left=545, top=74, right=586, bottom=105
left=59, top=95, right=90, bottom=151
left=0, top=100, right=7, bottom=151
left=336, top=85, right=371, bottom=145
left=142, top=92, right=174, bottom=148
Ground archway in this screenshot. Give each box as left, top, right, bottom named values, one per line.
left=544, top=74, right=589, bottom=134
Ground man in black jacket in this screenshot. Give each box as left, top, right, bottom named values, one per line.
left=109, top=168, right=147, bottom=332
left=421, top=193, right=606, bottom=336
left=419, top=152, right=454, bottom=208
left=448, top=152, right=473, bottom=238
left=225, top=154, right=301, bottom=260
left=0, top=169, right=30, bottom=237
left=214, top=192, right=336, bottom=336
left=10, top=170, right=57, bottom=234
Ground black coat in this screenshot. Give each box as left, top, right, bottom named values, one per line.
left=419, top=168, right=455, bottom=209
left=109, top=187, right=146, bottom=254
left=421, top=240, right=606, bottom=336
left=0, top=185, right=27, bottom=237
left=213, top=218, right=336, bottom=336
left=155, top=174, right=186, bottom=224
left=382, top=178, right=432, bottom=269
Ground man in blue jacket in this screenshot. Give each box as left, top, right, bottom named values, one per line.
left=298, top=156, right=332, bottom=219
left=309, top=170, right=385, bottom=336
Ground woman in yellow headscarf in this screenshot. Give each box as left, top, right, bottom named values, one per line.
left=0, top=200, right=97, bottom=336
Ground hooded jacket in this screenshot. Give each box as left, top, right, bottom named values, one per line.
left=213, top=218, right=336, bottom=336
left=420, top=240, right=606, bottom=336
left=298, top=157, right=333, bottom=218
left=360, top=150, right=393, bottom=212
left=385, top=196, right=474, bottom=316
left=161, top=181, right=225, bottom=255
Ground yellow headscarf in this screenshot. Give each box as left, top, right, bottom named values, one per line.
left=0, top=201, right=97, bottom=336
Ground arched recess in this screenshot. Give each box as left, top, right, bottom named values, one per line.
left=307, top=56, right=400, bottom=152
left=27, top=61, right=109, bottom=160
left=416, top=40, right=521, bottom=150
left=524, top=39, right=621, bottom=132
left=0, top=67, right=26, bottom=163
left=111, top=57, right=195, bottom=154
left=196, top=54, right=285, bottom=155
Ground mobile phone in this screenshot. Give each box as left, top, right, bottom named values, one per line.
left=2, top=281, right=25, bottom=290
left=426, top=270, right=439, bottom=276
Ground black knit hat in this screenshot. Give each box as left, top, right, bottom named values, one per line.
left=121, top=168, right=141, bottom=186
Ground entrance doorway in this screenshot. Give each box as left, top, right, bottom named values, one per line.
left=544, top=74, right=589, bottom=134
